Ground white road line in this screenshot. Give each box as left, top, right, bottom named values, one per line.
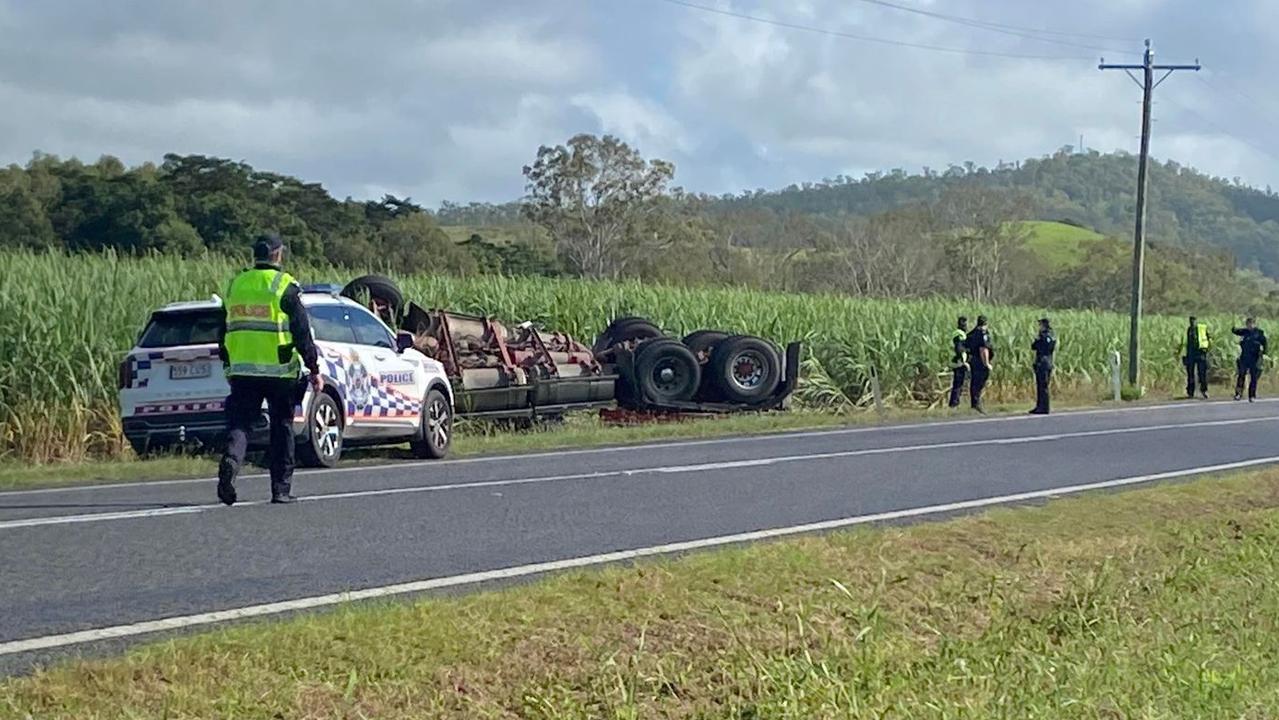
left=3, top=397, right=1269, bottom=497
left=4, top=454, right=1277, bottom=657
left=4, top=415, right=1275, bottom=531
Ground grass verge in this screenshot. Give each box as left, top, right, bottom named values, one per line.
left=6, top=467, right=1279, bottom=717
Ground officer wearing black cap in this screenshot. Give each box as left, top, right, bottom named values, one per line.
left=1030, top=317, right=1056, bottom=414
left=216, top=233, right=321, bottom=506
left=965, top=315, right=994, bottom=412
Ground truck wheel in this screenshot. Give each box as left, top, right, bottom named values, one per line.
left=634, top=338, right=701, bottom=404
left=298, top=392, right=343, bottom=468
left=682, top=330, right=730, bottom=361
left=709, top=335, right=782, bottom=404
left=341, top=274, right=404, bottom=320
left=410, top=388, right=452, bottom=459
left=593, top=320, right=663, bottom=355
left=607, top=315, right=651, bottom=332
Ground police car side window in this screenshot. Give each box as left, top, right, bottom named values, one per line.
left=349, top=308, right=394, bottom=349
left=309, top=305, right=357, bottom=344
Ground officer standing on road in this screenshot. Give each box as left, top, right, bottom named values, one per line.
left=1180, top=316, right=1212, bottom=399
left=1030, top=317, right=1057, bottom=415
left=217, top=234, right=322, bottom=506
left=966, top=315, right=994, bottom=413
left=948, top=316, right=970, bottom=408
left=1232, top=317, right=1268, bottom=402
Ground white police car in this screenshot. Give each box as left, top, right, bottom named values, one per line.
left=118, top=285, right=454, bottom=467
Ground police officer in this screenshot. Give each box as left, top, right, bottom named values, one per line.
left=1030, top=317, right=1056, bottom=415
left=1180, top=316, right=1211, bottom=399
left=948, top=316, right=970, bottom=408
left=966, top=315, right=994, bottom=413
left=1232, top=317, right=1268, bottom=402
left=217, top=234, right=322, bottom=506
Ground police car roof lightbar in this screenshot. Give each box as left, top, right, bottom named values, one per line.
left=301, top=283, right=343, bottom=296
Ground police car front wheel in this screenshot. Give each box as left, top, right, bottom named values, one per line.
left=299, top=392, right=343, bottom=468
left=410, top=388, right=451, bottom=459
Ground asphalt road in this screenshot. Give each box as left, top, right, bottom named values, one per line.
left=3, top=399, right=1279, bottom=675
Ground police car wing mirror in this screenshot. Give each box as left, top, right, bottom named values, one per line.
left=395, top=331, right=415, bottom=353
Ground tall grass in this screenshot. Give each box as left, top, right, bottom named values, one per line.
left=0, top=250, right=1252, bottom=463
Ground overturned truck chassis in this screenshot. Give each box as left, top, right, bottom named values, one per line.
left=383, top=298, right=798, bottom=421
left=402, top=303, right=615, bottom=420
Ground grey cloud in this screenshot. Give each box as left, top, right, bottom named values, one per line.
left=0, top=0, right=1274, bottom=205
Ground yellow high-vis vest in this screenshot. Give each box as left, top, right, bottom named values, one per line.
left=951, top=328, right=968, bottom=368
left=1179, top=322, right=1211, bottom=356
left=223, top=268, right=300, bottom=378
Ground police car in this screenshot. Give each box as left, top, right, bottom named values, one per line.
left=118, top=285, right=454, bottom=467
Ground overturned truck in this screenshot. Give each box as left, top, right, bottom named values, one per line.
left=341, top=275, right=800, bottom=423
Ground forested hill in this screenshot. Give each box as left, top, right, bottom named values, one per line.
left=705, top=149, right=1279, bottom=277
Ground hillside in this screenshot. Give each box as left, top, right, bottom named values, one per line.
left=1020, top=221, right=1110, bottom=269
left=707, top=149, right=1279, bottom=278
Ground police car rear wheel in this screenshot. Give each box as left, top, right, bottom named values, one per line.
left=128, top=437, right=154, bottom=459
left=299, top=392, right=343, bottom=468
left=411, top=388, right=451, bottom=459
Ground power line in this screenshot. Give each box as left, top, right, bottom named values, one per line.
left=653, top=0, right=1093, bottom=61
left=850, top=0, right=1135, bottom=54
left=1160, top=85, right=1279, bottom=165
left=1194, top=74, right=1279, bottom=132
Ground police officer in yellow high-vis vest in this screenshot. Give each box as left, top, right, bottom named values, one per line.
left=216, top=234, right=321, bottom=506
left=947, top=316, right=970, bottom=408
left=1180, top=316, right=1212, bottom=399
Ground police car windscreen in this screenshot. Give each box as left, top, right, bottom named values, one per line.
left=138, top=310, right=222, bottom=348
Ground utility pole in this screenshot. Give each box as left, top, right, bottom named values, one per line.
left=1100, top=40, right=1199, bottom=388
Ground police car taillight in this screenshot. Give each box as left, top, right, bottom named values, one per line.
left=118, top=358, right=135, bottom=390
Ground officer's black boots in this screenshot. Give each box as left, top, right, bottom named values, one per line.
left=271, top=493, right=298, bottom=504
left=216, top=458, right=237, bottom=506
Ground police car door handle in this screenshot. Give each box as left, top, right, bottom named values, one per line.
left=373, top=354, right=388, bottom=361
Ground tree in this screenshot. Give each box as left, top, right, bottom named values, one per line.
left=374, top=213, right=477, bottom=275
left=522, top=134, right=674, bottom=279
left=0, top=169, right=57, bottom=248
left=934, top=185, right=1034, bottom=303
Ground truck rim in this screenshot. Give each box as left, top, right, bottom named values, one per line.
left=652, top=359, right=684, bottom=395
left=731, top=350, right=767, bottom=390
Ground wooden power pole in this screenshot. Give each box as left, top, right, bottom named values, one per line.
left=1100, top=40, right=1199, bottom=387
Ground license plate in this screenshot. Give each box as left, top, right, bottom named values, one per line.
left=169, top=362, right=212, bottom=380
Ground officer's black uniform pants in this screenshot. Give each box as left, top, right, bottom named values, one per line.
left=1184, top=355, right=1208, bottom=397
left=948, top=366, right=967, bottom=407
left=222, top=376, right=297, bottom=495
left=1236, top=359, right=1261, bottom=400
left=969, top=364, right=989, bottom=409
left=1033, top=361, right=1052, bottom=413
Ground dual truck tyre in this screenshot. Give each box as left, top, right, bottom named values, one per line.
left=684, top=332, right=782, bottom=405
left=598, top=316, right=783, bottom=407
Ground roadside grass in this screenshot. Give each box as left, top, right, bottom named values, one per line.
left=0, top=384, right=1192, bottom=492
left=6, top=467, right=1279, bottom=717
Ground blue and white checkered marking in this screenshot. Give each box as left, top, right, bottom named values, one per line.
left=320, top=349, right=421, bottom=421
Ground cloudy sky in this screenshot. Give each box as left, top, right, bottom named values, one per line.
left=1, top=0, right=1275, bottom=205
